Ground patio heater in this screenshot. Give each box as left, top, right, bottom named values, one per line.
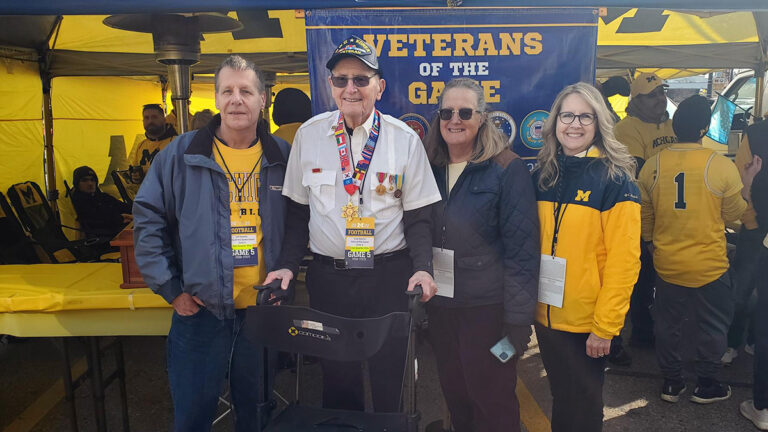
left=103, top=13, right=243, bottom=133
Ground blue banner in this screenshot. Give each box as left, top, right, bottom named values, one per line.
left=306, top=7, right=597, bottom=167
left=706, top=94, right=737, bottom=145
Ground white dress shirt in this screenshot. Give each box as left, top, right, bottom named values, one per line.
left=283, top=109, right=441, bottom=258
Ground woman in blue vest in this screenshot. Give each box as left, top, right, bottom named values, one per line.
left=423, top=78, right=540, bottom=432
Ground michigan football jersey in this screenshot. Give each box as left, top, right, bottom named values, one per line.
left=638, top=143, right=745, bottom=287
left=614, top=116, right=677, bottom=162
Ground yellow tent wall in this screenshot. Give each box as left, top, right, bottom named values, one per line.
left=0, top=60, right=44, bottom=195
left=52, top=76, right=162, bottom=235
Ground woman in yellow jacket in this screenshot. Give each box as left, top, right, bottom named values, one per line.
left=532, top=82, right=641, bottom=432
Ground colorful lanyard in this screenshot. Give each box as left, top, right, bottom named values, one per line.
left=334, top=110, right=381, bottom=197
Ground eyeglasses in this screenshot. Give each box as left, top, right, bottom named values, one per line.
left=438, top=108, right=480, bottom=121
left=330, top=74, right=377, bottom=88
left=558, top=112, right=596, bottom=126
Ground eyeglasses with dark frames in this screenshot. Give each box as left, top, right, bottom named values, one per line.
left=330, top=74, right=377, bottom=88
left=558, top=112, right=596, bottom=126
left=438, top=108, right=481, bottom=121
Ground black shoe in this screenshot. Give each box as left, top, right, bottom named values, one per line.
left=690, top=380, right=731, bottom=404
left=661, top=379, right=687, bottom=403
left=608, top=344, right=632, bottom=367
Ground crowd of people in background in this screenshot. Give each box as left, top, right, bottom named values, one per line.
left=58, top=35, right=768, bottom=432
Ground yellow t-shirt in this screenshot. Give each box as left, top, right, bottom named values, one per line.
left=638, top=143, right=746, bottom=287
left=212, top=137, right=267, bottom=309
left=128, top=136, right=175, bottom=174
left=447, top=161, right=467, bottom=194
left=614, top=116, right=677, bottom=161
left=273, top=122, right=302, bottom=145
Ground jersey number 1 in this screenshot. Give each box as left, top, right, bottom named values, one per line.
left=674, top=172, right=687, bottom=210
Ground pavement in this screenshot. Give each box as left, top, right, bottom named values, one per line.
left=0, top=282, right=761, bottom=432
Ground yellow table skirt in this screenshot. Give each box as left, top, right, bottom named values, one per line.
left=0, top=308, right=171, bottom=337
left=0, top=263, right=172, bottom=336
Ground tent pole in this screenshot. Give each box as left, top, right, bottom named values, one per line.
left=41, top=71, right=58, bottom=213
left=755, top=68, right=765, bottom=119
left=40, top=16, right=62, bottom=214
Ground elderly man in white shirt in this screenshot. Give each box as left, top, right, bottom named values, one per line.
left=264, top=35, right=439, bottom=412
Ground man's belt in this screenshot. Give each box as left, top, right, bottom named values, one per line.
left=312, top=249, right=409, bottom=270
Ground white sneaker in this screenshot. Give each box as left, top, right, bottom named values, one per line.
left=721, top=347, right=738, bottom=365
left=746, top=344, right=755, bottom=356
left=740, top=400, right=768, bottom=430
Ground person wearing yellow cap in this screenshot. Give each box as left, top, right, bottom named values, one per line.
left=616, top=73, right=678, bottom=165
left=609, top=73, right=679, bottom=366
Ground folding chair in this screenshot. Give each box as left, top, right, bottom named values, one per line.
left=243, top=283, right=423, bottom=432
left=0, top=192, right=42, bottom=264
left=111, top=169, right=139, bottom=206
left=6, top=181, right=108, bottom=263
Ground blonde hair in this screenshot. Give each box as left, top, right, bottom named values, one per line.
left=536, top=82, right=636, bottom=190
left=424, top=78, right=508, bottom=167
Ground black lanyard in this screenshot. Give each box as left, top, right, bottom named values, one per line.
left=213, top=140, right=263, bottom=204
left=550, top=170, right=569, bottom=256
left=551, top=201, right=569, bottom=256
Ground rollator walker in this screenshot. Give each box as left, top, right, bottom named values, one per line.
left=243, top=281, right=424, bottom=431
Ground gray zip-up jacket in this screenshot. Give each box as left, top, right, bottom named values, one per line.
left=133, top=115, right=290, bottom=320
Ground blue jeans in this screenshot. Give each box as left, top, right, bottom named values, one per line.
left=167, top=308, right=274, bottom=432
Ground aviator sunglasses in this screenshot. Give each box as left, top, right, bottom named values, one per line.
left=438, top=108, right=481, bottom=121
left=330, top=74, right=377, bottom=88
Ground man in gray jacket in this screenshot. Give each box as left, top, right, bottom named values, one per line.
left=133, top=56, right=290, bottom=432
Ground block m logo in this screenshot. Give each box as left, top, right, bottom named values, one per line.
left=17, top=184, right=41, bottom=208
left=575, top=190, right=591, bottom=202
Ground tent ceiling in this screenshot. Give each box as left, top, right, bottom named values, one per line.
left=596, top=9, right=768, bottom=71
left=0, top=13, right=309, bottom=76
left=0, top=16, right=57, bottom=49
left=47, top=51, right=308, bottom=76
left=597, top=43, right=763, bottom=69
left=2, top=1, right=768, bottom=15
left=1, top=9, right=767, bottom=77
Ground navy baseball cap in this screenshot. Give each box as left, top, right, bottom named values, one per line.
left=325, top=36, right=381, bottom=74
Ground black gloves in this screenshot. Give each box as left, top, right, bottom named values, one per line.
left=503, top=323, right=533, bottom=357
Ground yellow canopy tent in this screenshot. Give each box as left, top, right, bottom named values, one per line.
left=1, top=8, right=767, bottom=236
left=597, top=9, right=767, bottom=70
left=0, top=11, right=309, bottom=235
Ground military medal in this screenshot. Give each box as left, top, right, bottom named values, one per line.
left=376, top=172, right=387, bottom=195
left=394, top=174, right=404, bottom=198
left=341, top=201, right=359, bottom=221
left=388, top=174, right=395, bottom=191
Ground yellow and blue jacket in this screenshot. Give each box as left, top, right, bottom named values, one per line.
left=533, top=149, right=641, bottom=339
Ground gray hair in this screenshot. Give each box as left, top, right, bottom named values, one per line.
left=424, top=78, right=508, bottom=167
left=214, top=55, right=265, bottom=93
